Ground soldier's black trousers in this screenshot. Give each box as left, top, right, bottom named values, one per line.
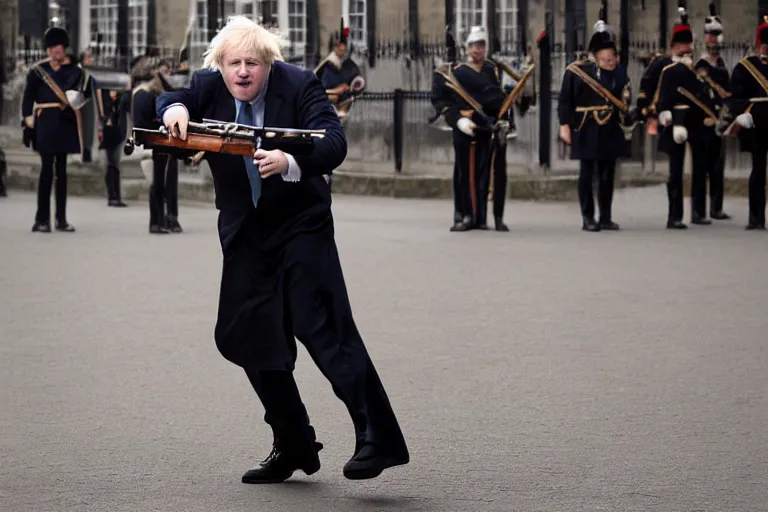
left=666, top=143, right=686, bottom=222
left=164, top=158, right=179, bottom=218
left=0, top=148, right=7, bottom=196
left=578, top=159, right=616, bottom=222
left=36, top=153, right=68, bottom=224
left=453, top=132, right=491, bottom=224
left=104, top=145, right=122, bottom=202
left=748, top=147, right=767, bottom=225
left=709, top=138, right=726, bottom=215
left=491, top=137, right=507, bottom=220
left=690, top=139, right=720, bottom=220
left=149, top=153, right=176, bottom=227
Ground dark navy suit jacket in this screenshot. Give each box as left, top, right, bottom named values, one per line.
left=155, top=61, right=347, bottom=250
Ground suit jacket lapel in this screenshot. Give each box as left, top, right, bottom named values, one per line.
left=263, top=64, right=283, bottom=127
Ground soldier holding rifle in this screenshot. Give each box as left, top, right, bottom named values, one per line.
left=152, top=16, right=409, bottom=484
left=654, top=5, right=723, bottom=228
left=314, top=17, right=366, bottom=120
left=22, top=27, right=92, bottom=233
left=558, top=2, right=635, bottom=232
left=431, top=26, right=523, bottom=232
left=721, top=15, right=768, bottom=230
left=694, top=2, right=732, bottom=221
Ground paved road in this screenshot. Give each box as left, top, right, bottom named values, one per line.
left=1, top=188, right=767, bottom=512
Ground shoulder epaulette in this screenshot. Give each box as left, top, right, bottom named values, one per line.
left=29, top=57, right=52, bottom=69
left=452, top=63, right=466, bottom=70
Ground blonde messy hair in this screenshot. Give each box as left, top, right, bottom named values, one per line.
left=202, top=16, right=284, bottom=70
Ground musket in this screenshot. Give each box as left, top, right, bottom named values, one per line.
left=123, top=119, right=326, bottom=157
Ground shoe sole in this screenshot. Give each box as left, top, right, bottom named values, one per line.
left=343, top=457, right=408, bottom=480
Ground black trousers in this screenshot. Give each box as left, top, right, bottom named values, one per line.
left=690, top=139, right=719, bottom=219
left=491, top=137, right=507, bottom=220
left=149, top=153, right=178, bottom=226
left=578, top=159, right=616, bottom=222
left=104, top=145, right=122, bottom=202
left=0, top=147, right=7, bottom=196
left=709, top=138, right=726, bottom=215
left=666, top=143, right=687, bottom=222
left=36, top=153, right=68, bottom=224
left=165, top=158, right=179, bottom=218
left=219, top=222, right=408, bottom=458
left=453, top=132, right=491, bottom=225
left=748, top=147, right=767, bottom=225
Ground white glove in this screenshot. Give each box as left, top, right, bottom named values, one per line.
left=658, top=110, right=672, bottom=127
left=457, top=117, right=476, bottom=136
left=673, top=125, right=688, bottom=144
left=162, top=104, right=190, bottom=140
left=735, top=113, right=754, bottom=129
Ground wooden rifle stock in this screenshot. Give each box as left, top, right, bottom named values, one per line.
left=138, top=132, right=255, bottom=157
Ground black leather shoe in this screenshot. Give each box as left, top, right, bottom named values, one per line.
left=166, top=217, right=183, bottom=233
left=108, top=200, right=128, bottom=207
left=242, top=441, right=323, bottom=484
left=494, top=217, right=509, bottom=232
left=691, top=215, right=712, bottom=225
left=450, top=216, right=473, bottom=232
left=149, top=224, right=170, bottom=234
left=745, top=223, right=766, bottom=231
left=32, top=222, right=51, bottom=233
left=599, top=220, right=620, bottom=231
left=582, top=218, right=600, bottom=232
left=55, top=221, right=75, bottom=232
left=343, top=443, right=409, bottom=480
left=475, top=223, right=489, bottom=230
left=666, top=220, right=688, bottom=230
left=710, top=211, right=731, bottom=220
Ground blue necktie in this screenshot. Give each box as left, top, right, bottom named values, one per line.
left=236, top=102, right=261, bottom=208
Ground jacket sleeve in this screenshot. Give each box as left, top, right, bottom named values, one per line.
left=729, top=61, right=750, bottom=99
left=638, top=58, right=664, bottom=118
left=155, top=69, right=207, bottom=121
left=21, top=69, right=39, bottom=119
left=557, top=67, right=575, bottom=126
left=430, top=71, right=461, bottom=128
left=291, top=69, right=348, bottom=178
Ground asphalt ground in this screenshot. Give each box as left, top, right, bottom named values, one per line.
left=1, top=187, right=767, bottom=512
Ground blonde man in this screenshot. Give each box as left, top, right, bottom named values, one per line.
left=156, top=16, right=409, bottom=483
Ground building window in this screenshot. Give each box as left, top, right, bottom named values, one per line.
left=128, top=0, right=148, bottom=56
left=288, top=0, right=306, bottom=53
left=90, top=0, right=119, bottom=56
left=496, top=0, right=518, bottom=55
left=455, top=0, right=485, bottom=46
left=345, top=0, right=366, bottom=51
left=258, top=0, right=279, bottom=27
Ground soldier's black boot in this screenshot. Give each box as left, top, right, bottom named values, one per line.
left=165, top=215, right=183, bottom=233
left=494, top=216, right=509, bottom=232
left=55, top=221, right=76, bottom=232
left=31, top=222, right=51, bottom=233
left=450, top=215, right=472, bottom=232
left=710, top=210, right=731, bottom=220
left=582, top=217, right=600, bottom=232
left=745, top=214, right=766, bottom=230
left=691, top=212, right=712, bottom=225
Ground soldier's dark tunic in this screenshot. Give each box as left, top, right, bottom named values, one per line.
left=21, top=59, right=92, bottom=227
left=655, top=61, right=722, bottom=223
left=316, top=56, right=362, bottom=91
left=557, top=59, right=631, bottom=225
left=96, top=88, right=128, bottom=205
left=695, top=54, right=731, bottom=216
left=730, top=55, right=768, bottom=227
left=431, top=60, right=504, bottom=229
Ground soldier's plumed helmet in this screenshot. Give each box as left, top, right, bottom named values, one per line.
left=671, top=5, right=693, bottom=45
left=757, top=15, right=768, bottom=46
left=44, top=27, right=69, bottom=49
left=465, top=26, right=487, bottom=46
left=704, top=2, right=723, bottom=37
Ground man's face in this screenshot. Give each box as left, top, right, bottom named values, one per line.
left=672, top=42, right=692, bottom=57
left=595, top=48, right=617, bottom=70
left=221, top=49, right=270, bottom=102
left=759, top=44, right=768, bottom=56
left=47, top=45, right=66, bottom=62
left=467, top=41, right=486, bottom=62
left=333, top=42, right=347, bottom=58
left=83, top=52, right=94, bottom=65
left=704, top=33, right=720, bottom=49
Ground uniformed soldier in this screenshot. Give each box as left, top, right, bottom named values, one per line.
left=431, top=26, right=508, bottom=232
left=130, top=59, right=181, bottom=234
left=314, top=18, right=366, bottom=120
left=695, top=2, right=731, bottom=220
left=557, top=3, right=634, bottom=231
left=22, top=27, right=92, bottom=233
left=654, top=6, right=723, bottom=229
left=723, top=15, right=768, bottom=230
left=93, top=69, right=130, bottom=207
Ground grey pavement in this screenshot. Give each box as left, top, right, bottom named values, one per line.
left=1, top=188, right=767, bottom=512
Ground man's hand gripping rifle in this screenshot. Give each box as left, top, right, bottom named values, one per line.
left=124, top=119, right=326, bottom=158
